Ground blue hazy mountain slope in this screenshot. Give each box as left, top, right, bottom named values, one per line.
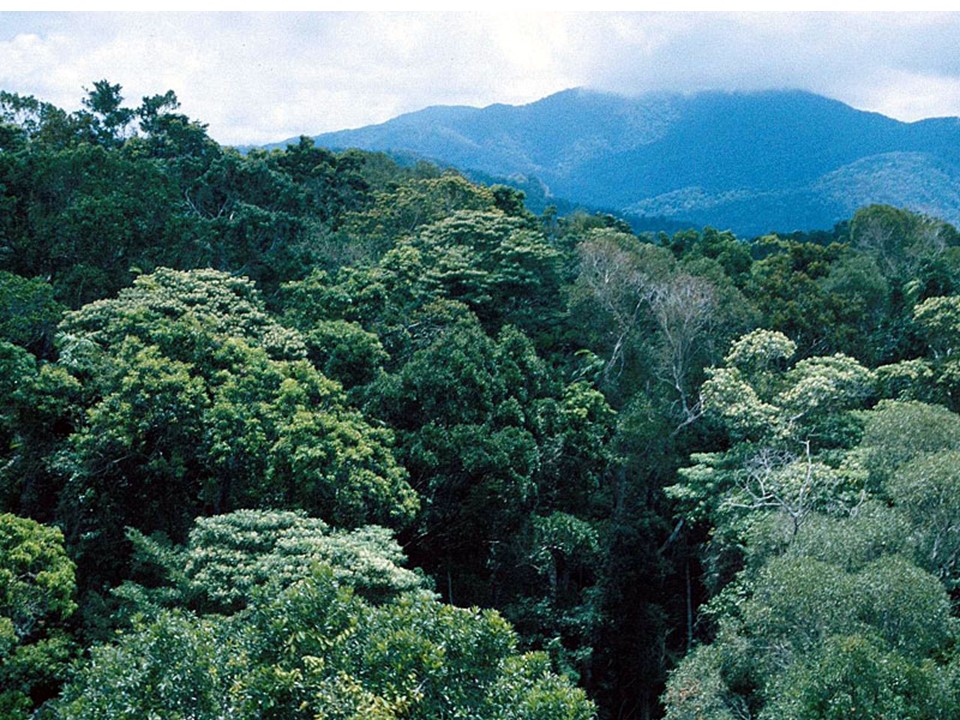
left=301, top=88, right=960, bottom=235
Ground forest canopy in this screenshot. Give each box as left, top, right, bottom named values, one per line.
left=4, top=81, right=960, bottom=720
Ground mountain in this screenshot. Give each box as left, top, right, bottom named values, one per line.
left=296, top=88, right=960, bottom=236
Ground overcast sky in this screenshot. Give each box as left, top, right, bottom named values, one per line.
left=2, top=12, right=960, bottom=146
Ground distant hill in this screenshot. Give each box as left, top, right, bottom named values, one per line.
left=285, top=88, right=960, bottom=236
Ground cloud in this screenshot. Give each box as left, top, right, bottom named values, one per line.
left=1, top=12, right=960, bottom=145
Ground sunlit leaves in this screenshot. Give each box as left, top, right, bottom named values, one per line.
left=701, top=329, right=874, bottom=444
left=0, top=515, right=76, bottom=718
left=59, top=567, right=595, bottom=720
left=59, top=267, right=306, bottom=362
left=56, top=609, right=225, bottom=720
left=122, top=510, right=424, bottom=613
left=53, top=269, right=417, bottom=589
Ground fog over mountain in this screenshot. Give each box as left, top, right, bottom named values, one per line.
left=294, top=88, right=960, bottom=235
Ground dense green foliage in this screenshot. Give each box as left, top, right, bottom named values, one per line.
left=4, top=82, right=960, bottom=719
left=0, top=514, right=76, bottom=718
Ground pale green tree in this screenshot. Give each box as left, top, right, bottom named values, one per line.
left=0, top=514, right=77, bottom=719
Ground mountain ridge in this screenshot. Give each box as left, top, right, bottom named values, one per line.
left=278, top=88, right=960, bottom=235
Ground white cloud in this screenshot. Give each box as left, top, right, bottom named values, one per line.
left=853, top=70, right=960, bottom=121
left=1, top=12, right=960, bottom=145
